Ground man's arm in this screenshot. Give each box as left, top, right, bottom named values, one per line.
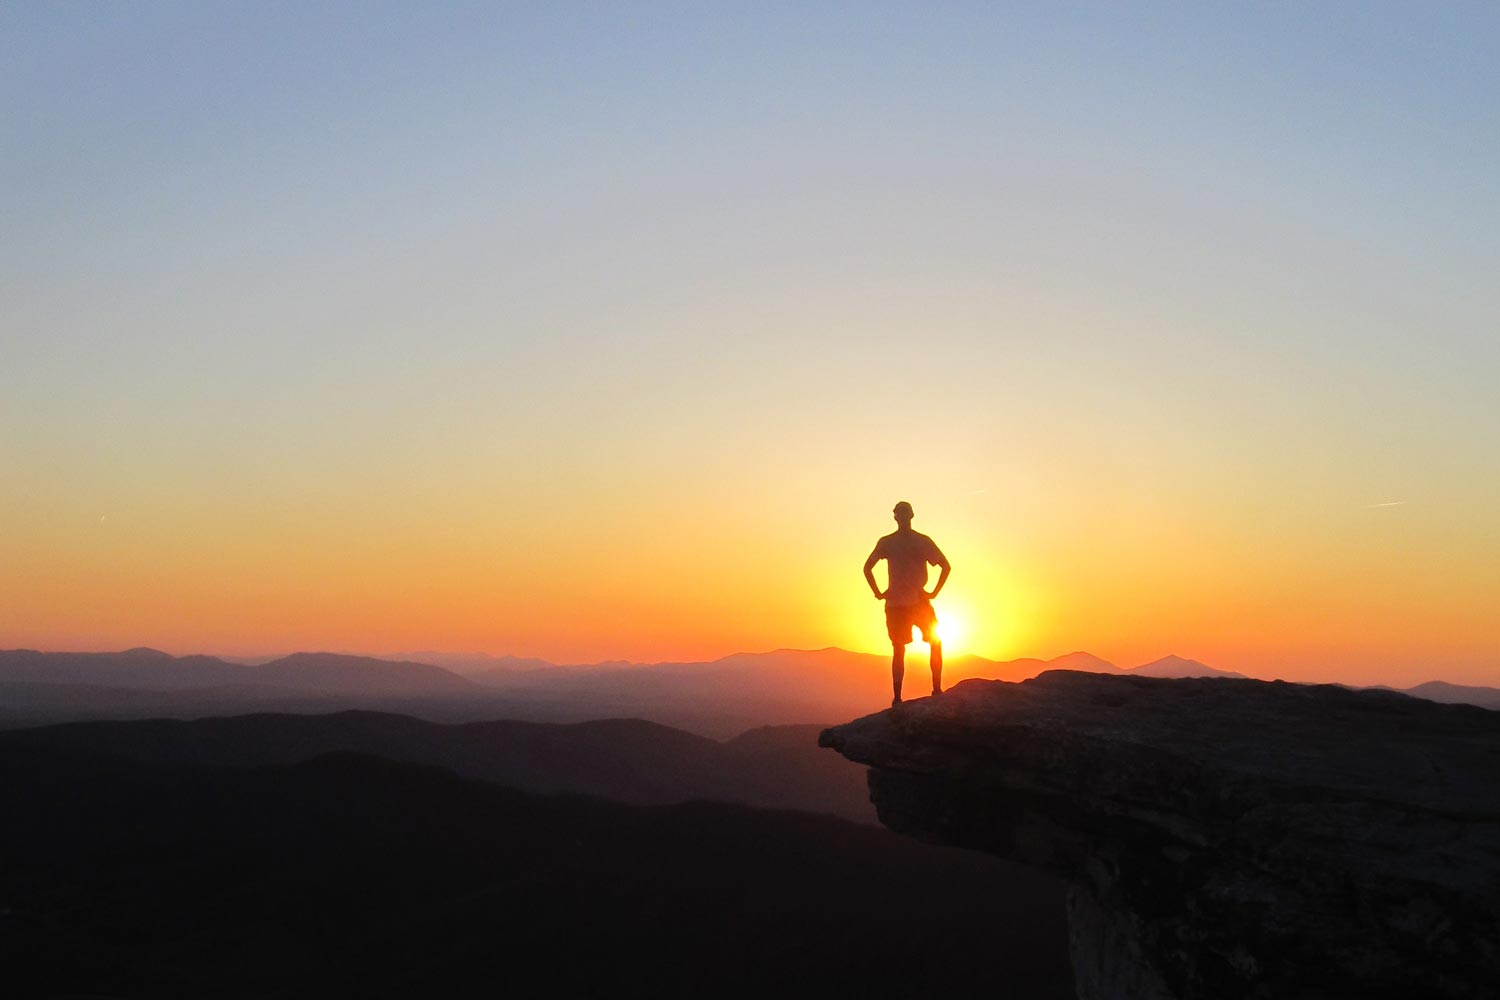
left=926, top=542, right=951, bottom=599
left=863, top=547, right=885, bottom=599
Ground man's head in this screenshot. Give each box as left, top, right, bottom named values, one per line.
left=892, top=500, right=914, bottom=529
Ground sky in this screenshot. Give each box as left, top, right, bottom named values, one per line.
left=4, top=3, right=1497, bottom=687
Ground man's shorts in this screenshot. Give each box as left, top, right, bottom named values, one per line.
left=886, top=598, right=938, bottom=646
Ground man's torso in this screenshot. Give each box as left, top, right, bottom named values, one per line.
left=877, top=530, right=938, bottom=606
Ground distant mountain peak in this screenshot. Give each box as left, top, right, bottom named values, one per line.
left=1131, top=655, right=1244, bottom=680
left=1047, top=651, right=1118, bottom=673
left=1402, top=681, right=1500, bottom=711
left=271, top=651, right=361, bottom=664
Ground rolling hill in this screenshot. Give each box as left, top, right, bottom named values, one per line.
left=0, top=745, right=1071, bottom=998
left=0, top=710, right=877, bottom=823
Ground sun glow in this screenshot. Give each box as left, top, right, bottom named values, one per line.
left=913, top=610, right=964, bottom=655
left=935, top=612, right=963, bottom=649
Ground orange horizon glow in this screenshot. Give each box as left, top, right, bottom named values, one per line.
left=4, top=488, right=1496, bottom=689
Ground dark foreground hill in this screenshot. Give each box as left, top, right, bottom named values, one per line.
left=0, top=711, right=876, bottom=823
left=0, top=747, right=1071, bottom=999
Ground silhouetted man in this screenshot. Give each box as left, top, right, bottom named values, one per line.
left=863, top=501, right=950, bottom=707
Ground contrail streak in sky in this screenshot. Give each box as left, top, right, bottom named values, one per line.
left=1366, top=501, right=1408, bottom=508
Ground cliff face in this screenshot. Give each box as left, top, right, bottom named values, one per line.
left=819, top=670, right=1500, bottom=1000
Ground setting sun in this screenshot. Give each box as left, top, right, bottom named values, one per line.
left=912, top=610, right=963, bottom=656
left=940, top=611, right=964, bottom=649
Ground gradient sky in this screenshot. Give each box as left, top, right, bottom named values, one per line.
left=4, top=3, right=1497, bottom=686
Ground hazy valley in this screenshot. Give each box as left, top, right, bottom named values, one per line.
left=4, top=647, right=1493, bottom=736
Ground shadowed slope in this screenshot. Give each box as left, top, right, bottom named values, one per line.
left=0, top=746, right=1071, bottom=999
left=0, top=711, right=876, bottom=823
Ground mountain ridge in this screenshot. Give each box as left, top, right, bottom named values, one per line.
left=2, top=646, right=1494, bottom=724
left=0, top=648, right=478, bottom=695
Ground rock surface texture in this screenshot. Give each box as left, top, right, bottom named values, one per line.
left=819, top=670, right=1500, bottom=1000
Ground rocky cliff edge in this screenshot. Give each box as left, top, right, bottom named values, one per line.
left=819, top=670, right=1500, bottom=1000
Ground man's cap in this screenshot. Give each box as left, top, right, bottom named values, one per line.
left=893, top=501, right=914, bottom=517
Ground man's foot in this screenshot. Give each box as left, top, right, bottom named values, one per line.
left=891, top=695, right=902, bottom=708
left=932, top=686, right=942, bottom=696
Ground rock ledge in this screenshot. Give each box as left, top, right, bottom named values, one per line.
left=820, top=670, right=1500, bottom=1000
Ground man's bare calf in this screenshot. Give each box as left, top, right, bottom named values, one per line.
left=891, top=637, right=943, bottom=706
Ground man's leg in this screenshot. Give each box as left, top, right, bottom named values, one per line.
left=891, top=642, right=906, bottom=705
left=930, top=639, right=943, bottom=696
